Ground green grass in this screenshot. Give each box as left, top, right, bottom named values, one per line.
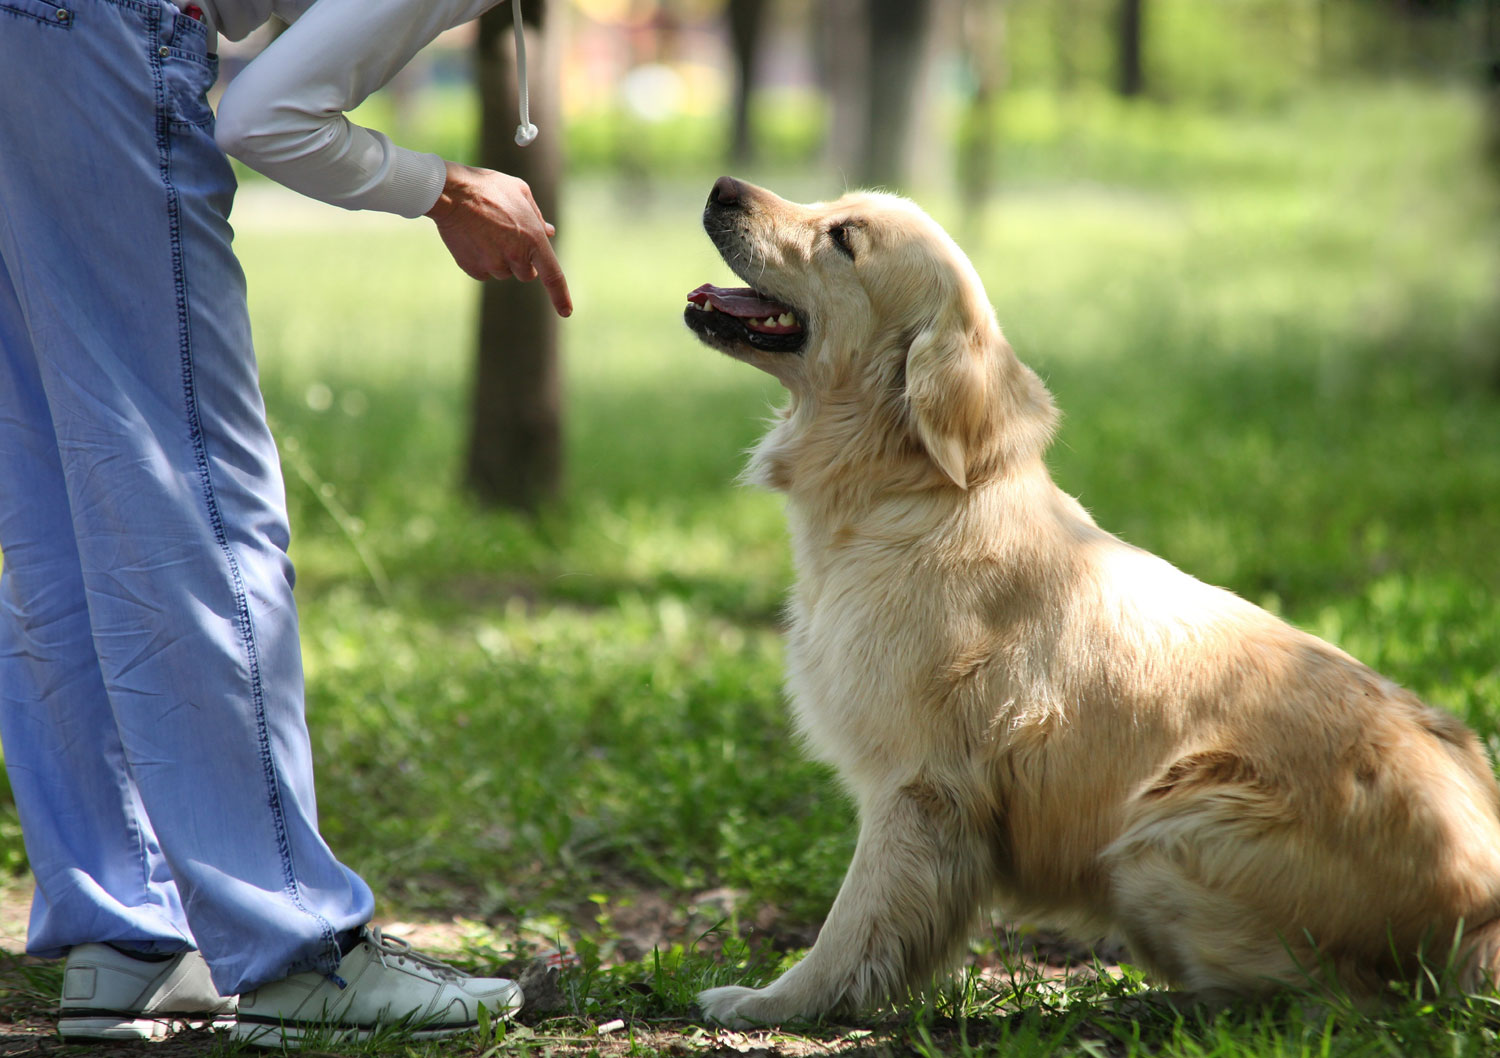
left=2, top=82, right=1499, bottom=1055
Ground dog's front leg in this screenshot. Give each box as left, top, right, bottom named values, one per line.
left=699, top=779, right=987, bottom=1027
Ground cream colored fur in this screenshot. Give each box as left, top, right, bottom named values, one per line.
left=689, top=180, right=1500, bottom=1027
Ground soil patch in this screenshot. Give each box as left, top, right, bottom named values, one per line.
left=0, top=877, right=1123, bottom=1057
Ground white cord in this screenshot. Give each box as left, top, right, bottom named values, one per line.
left=512, top=0, right=538, bottom=145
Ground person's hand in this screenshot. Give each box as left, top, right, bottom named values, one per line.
left=426, top=161, right=572, bottom=317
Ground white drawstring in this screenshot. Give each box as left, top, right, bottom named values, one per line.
left=512, top=0, right=538, bottom=146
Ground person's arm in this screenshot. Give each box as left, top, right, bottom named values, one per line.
left=216, top=0, right=571, bottom=315
left=214, top=0, right=489, bottom=217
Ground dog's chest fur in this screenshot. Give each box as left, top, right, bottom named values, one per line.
left=776, top=496, right=999, bottom=802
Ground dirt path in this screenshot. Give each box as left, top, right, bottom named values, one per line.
left=0, top=883, right=27, bottom=954
left=0, top=876, right=1123, bottom=1058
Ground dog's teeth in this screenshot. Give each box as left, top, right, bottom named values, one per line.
left=764, top=317, right=777, bottom=327
left=778, top=313, right=795, bottom=326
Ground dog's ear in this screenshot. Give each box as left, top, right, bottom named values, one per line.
left=905, top=321, right=992, bottom=489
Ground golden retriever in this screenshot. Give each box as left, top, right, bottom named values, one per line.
left=681, top=176, right=1500, bottom=1026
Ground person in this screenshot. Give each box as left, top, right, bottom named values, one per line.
left=0, top=0, right=569, bottom=1046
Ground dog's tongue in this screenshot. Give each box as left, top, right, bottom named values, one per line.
left=687, top=283, right=792, bottom=318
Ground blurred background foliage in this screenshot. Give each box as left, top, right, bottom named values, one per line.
left=222, top=0, right=1500, bottom=177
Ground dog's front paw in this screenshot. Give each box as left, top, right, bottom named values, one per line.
left=698, top=985, right=792, bottom=1028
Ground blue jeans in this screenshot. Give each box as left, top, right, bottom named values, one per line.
left=0, top=0, right=373, bottom=994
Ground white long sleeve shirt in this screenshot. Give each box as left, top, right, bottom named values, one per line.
left=204, top=0, right=502, bottom=218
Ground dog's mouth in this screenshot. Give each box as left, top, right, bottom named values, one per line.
left=684, top=283, right=807, bottom=354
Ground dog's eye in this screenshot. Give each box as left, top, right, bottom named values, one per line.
left=828, top=224, right=855, bottom=259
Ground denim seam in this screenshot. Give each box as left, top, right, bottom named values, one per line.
left=115, top=744, right=155, bottom=923
left=166, top=97, right=215, bottom=130
left=98, top=0, right=159, bottom=14
left=162, top=45, right=212, bottom=66
left=0, top=5, right=73, bottom=29
left=149, top=6, right=339, bottom=974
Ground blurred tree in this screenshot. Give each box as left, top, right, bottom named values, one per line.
left=1116, top=0, right=1145, bottom=97
left=818, top=0, right=947, bottom=189
left=828, top=0, right=930, bottom=187
left=1486, top=0, right=1500, bottom=167
left=1400, top=0, right=1462, bottom=14
left=728, top=0, right=769, bottom=163
left=863, top=0, right=936, bottom=188
left=818, top=0, right=867, bottom=179
left=468, top=0, right=564, bottom=512
left=957, top=0, right=1005, bottom=232
left=1050, top=0, right=1080, bottom=94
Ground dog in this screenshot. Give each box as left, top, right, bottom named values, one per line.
left=682, top=176, right=1500, bottom=1027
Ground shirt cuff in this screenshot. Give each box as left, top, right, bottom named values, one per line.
left=368, top=149, right=448, bottom=219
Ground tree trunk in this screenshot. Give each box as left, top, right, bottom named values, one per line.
left=818, top=0, right=868, bottom=179
left=957, top=0, right=1005, bottom=236
left=862, top=0, right=935, bottom=189
left=727, top=0, right=769, bottom=164
left=1050, top=0, right=1078, bottom=94
left=1486, top=0, right=1500, bottom=169
left=467, top=0, right=563, bottom=512
left=1485, top=0, right=1500, bottom=390
left=1116, top=0, right=1145, bottom=98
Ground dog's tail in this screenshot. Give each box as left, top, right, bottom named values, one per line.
left=1457, top=917, right=1500, bottom=993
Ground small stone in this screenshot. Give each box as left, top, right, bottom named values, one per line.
left=516, top=958, right=567, bottom=1014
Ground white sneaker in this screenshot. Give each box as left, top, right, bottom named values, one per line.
left=58, top=943, right=236, bottom=1040
left=232, top=926, right=523, bottom=1048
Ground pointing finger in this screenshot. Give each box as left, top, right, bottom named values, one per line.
left=529, top=240, right=572, bottom=317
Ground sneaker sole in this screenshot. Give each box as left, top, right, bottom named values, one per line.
left=59, top=1013, right=235, bottom=1040
left=231, top=1017, right=493, bottom=1049
left=232, top=993, right=522, bottom=1050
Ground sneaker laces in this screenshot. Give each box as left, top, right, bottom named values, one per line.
left=363, top=927, right=464, bottom=982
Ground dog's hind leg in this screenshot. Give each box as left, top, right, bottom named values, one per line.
left=1105, top=841, right=1319, bottom=1000
left=1458, top=917, right=1500, bottom=993
left=1101, top=772, right=1331, bottom=1000
left=698, top=778, right=989, bottom=1027
left=1107, top=749, right=1500, bottom=1003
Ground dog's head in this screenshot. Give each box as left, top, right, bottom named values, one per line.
left=684, top=177, right=1056, bottom=495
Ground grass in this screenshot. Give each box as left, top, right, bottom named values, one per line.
left=2, top=81, right=1499, bottom=1055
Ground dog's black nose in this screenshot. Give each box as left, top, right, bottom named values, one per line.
left=709, top=175, right=743, bottom=208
